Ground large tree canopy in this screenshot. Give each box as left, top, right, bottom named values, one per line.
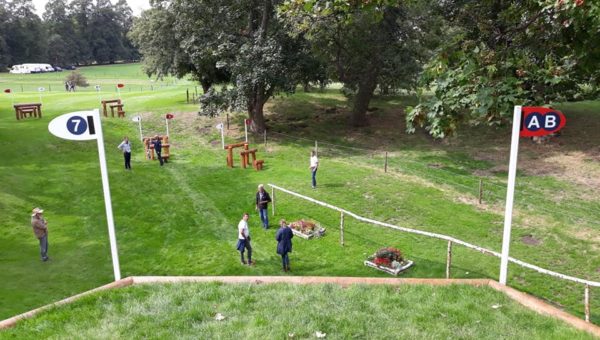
left=407, top=0, right=600, bottom=138
left=281, top=0, right=439, bottom=127
left=132, top=0, right=323, bottom=133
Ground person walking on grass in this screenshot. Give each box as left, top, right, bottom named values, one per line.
left=152, top=135, right=164, bottom=166
left=236, top=213, right=254, bottom=266
left=31, top=207, right=49, bottom=262
left=275, top=219, right=293, bottom=272
left=309, top=150, right=319, bottom=188
left=256, top=184, right=272, bottom=229
left=117, top=136, right=132, bottom=170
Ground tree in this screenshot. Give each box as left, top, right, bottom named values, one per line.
left=43, top=0, right=79, bottom=65
left=407, top=0, right=600, bottom=138
left=281, top=0, right=437, bottom=126
left=5, top=0, right=47, bottom=64
left=133, top=0, right=315, bottom=132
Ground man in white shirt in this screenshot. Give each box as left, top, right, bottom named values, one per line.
left=236, top=213, right=253, bottom=265
left=117, top=136, right=132, bottom=170
left=309, top=150, right=319, bottom=188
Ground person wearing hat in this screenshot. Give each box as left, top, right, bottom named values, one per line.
left=152, top=135, right=164, bottom=166
left=275, top=219, right=293, bottom=272
left=31, top=207, right=49, bottom=261
left=255, top=184, right=272, bottom=229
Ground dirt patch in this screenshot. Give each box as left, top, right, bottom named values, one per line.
left=521, top=235, right=541, bottom=246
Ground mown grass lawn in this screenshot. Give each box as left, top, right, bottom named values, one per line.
left=3, top=283, right=596, bottom=339
left=0, top=63, right=598, bottom=325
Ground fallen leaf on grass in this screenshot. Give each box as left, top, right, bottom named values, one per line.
left=316, top=331, right=327, bottom=338
left=491, top=304, right=502, bottom=309
left=215, top=313, right=226, bottom=321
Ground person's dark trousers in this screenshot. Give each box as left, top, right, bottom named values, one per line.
left=39, top=235, right=48, bottom=261
left=281, top=252, right=289, bottom=270
left=259, top=208, right=269, bottom=229
left=156, top=150, right=164, bottom=166
left=124, top=152, right=131, bottom=169
left=240, top=239, right=253, bottom=264
left=311, top=169, right=318, bottom=188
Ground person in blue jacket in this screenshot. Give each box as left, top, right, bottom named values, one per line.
left=275, top=219, right=294, bottom=272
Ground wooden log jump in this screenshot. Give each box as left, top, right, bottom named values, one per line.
left=143, top=135, right=170, bottom=161
left=101, top=99, right=122, bottom=117
left=253, top=159, right=264, bottom=171
left=225, top=142, right=248, bottom=168
left=239, top=148, right=258, bottom=168
left=14, top=103, right=42, bottom=120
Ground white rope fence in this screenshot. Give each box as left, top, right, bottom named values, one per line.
left=269, top=183, right=599, bottom=322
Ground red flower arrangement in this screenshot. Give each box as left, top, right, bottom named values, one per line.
left=368, top=247, right=404, bottom=268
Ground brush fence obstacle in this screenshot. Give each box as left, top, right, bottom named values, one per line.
left=268, top=183, right=599, bottom=323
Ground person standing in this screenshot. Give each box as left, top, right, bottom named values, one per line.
left=309, top=150, right=319, bottom=188
left=255, top=184, right=272, bottom=229
left=236, top=213, right=254, bottom=266
left=117, top=136, right=132, bottom=170
left=31, top=207, right=49, bottom=262
left=275, top=219, right=293, bottom=272
left=152, top=135, right=164, bottom=166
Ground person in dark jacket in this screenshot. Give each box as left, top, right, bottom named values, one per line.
left=275, top=219, right=293, bottom=272
left=152, top=135, right=164, bottom=166
left=255, top=184, right=272, bottom=229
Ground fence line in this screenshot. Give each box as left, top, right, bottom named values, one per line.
left=264, top=131, right=600, bottom=227
left=268, top=183, right=598, bottom=321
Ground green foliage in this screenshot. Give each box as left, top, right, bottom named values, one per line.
left=281, top=0, right=440, bottom=126
left=65, top=70, right=89, bottom=87
left=0, top=0, right=137, bottom=68
left=408, top=0, right=600, bottom=138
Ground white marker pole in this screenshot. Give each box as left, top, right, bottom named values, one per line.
left=138, top=118, right=143, bottom=142
left=165, top=117, right=170, bottom=138
left=499, top=105, right=522, bottom=285
left=94, top=109, right=122, bottom=281
left=244, top=120, right=248, bottom=143
left=220, top=123, right=225, bottom=149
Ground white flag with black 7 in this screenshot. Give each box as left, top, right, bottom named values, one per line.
left=48, top=109, right=122, bottom=281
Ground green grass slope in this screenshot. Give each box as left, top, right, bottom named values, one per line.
left=2, top=283, right=596, bottom=339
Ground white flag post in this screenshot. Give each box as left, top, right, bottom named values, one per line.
left=216, top=122, right=224, bottom=149
left=499, top=105, right=522, bottom=285
left=48, top=109, right=121, bottom=281
left=244, top=119, right=249, bottom=143
left=38, top=87, right=45, bottom=104
left=166, top=117, right=170, bottom=138
left=132, top=115, right=143, bottom=141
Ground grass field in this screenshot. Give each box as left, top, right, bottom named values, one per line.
left=0, top=63, right=599, bottom=327
left=2, top=283, right=596, bottom=339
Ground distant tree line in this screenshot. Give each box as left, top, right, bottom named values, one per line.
left=0, top=0, right=138, bottom=70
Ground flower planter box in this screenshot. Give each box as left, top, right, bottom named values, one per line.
left=291, top=226, right=326, bottom=240
left=363, top=259, right=413, bottom=276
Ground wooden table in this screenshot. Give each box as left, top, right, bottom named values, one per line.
left=14, top=103, right=42, bottom=120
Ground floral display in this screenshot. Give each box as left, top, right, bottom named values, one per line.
left=367, top=247, right=405, bottom=270
left=288, top=219, right=326, bottom=239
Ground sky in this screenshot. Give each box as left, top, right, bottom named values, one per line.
left=32, top=0, right=151, bottom=16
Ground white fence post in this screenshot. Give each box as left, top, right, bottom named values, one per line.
left=446, top=241, right=453, bottom=279
left=585, top=284, right=590, bottom=323
left=340, top=211, right=345, bottom=246
left=271, top=187, right=275, bottom=216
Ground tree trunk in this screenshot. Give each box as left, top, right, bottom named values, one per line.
left=351, top=76, right=377, bottom=127
left=200, top=80, right=211, bottom=94
left=250, top=101, right=267, bottom=133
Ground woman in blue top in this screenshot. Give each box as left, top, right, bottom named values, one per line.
left=275, top=219, right=294, bottom=272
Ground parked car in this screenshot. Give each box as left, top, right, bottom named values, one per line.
left=53, top=66, right=63, bottom=72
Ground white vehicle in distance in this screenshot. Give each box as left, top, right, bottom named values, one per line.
left=9, top=64, right=55, bottom=74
